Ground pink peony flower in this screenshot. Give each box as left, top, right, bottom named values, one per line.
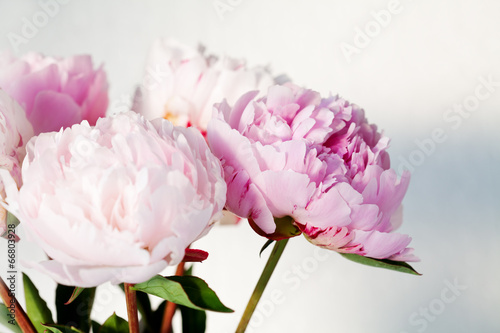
left=133, top=38, right=275, bottom=133
left=0, top=52, right=109, bottom=135
left=1, top=112, right=226, bottom=287
left=0, top=90, right=33, bottom=236
left=207, top=84, right=417, bottom=262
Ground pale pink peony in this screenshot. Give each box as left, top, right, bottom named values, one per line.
left=0, top=52, right=108, bottom=135
left=207, top=84, right=417, bottom=262
left=133, top=38, right=275, bottom=133
left=0, top=90, right=34, bottom=236
left=1, top=112, right=226, bottom=287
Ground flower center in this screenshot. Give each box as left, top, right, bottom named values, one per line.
left=162, top=95, right=193, bottom=127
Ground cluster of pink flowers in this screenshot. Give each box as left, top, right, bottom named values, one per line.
left=0, top=38, right=417, bottom=289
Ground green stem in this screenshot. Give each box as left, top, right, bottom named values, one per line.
left=236, top=239, right=289, bottom=333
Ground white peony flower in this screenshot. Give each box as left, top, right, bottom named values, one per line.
left=1, top=112, right=226, bottom=287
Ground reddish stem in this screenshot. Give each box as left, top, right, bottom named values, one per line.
left=0, top=276, right=36, bottom=333
left=124, top=283, right=140, bottom=333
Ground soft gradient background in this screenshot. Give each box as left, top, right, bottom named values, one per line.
left=1, top=0, right=499, bottom=332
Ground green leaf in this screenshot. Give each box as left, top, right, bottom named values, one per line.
left=184, top=265, right=194, bottom=276
left=23, top=273, right=54, bottom=332
left=259, top=239, right=275, bottom=257
left=64, top=288, right=85, bottom=305
left=179, top=305, right=206, bottom=333
left=1, top=212, right=20, bottom=238
left=132, top=275, right=233, bottom=313
left=98, top=313, right=128, bottom=333
left=340, top=253, right=422, bottom=275
left=90, top=321, right=100, bottom=333
left=6, top=212, right=20, bottom=228
left=0, top=303, right=22, bottom=333
left=149, top=301, right=166, bottom=333
left=41, top=324, right=84, bottom=333
left=135, top=289, right=152, bottom=317
left=55, top=285, right=95, bottom=332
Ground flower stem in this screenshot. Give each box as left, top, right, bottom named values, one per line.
left=236, top=238, right=289, bottom=333
left=161, top=261, right=185, bottom=333
left=0, top=276, right=36, bottom=333
left=124, top=283, right=140, bottom=333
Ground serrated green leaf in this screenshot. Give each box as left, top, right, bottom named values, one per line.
left=340, top=253, right=421, bottom=275
left=0, top=303, right=22, bottom=333
left=41, top=323, right=84, bottom=333
left=132, top=275, right=233, bottom=313
left=64, top=288, right=85, bottom=305
left=23, top=273, right=53, bottom=332
left=98, top=313, right=128, bottom=333
left=259, top=239, right=274, bottom=257
left=179, top=305, right=206, bottom=333
left=55, top=285, right=95, bottom=332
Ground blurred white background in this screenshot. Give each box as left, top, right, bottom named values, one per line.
left=1, top=0, right=499, bottom=332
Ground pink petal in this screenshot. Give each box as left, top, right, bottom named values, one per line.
left=207, top=118, right=261, bottom=178
left=228, top=90, right=259, bottom=130
left=0, top=59, right=30, bottom=88
left=8, top=64, right=60, bottom=116
left=81, top=67, right=108, bottom=125
left=28, top=91, right=81, bottom=134
left=296, top=181, right=361, bottom=229
left=352, top=229, right=414, bottom=260
left=253, top=170, right=314, bottom=219
left=24, top=259, right=168, bottom=287
left=223, top=168, right=275, bottom=234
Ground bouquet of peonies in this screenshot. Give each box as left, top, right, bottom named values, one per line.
left=0, top=38, right=419, bottom=333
